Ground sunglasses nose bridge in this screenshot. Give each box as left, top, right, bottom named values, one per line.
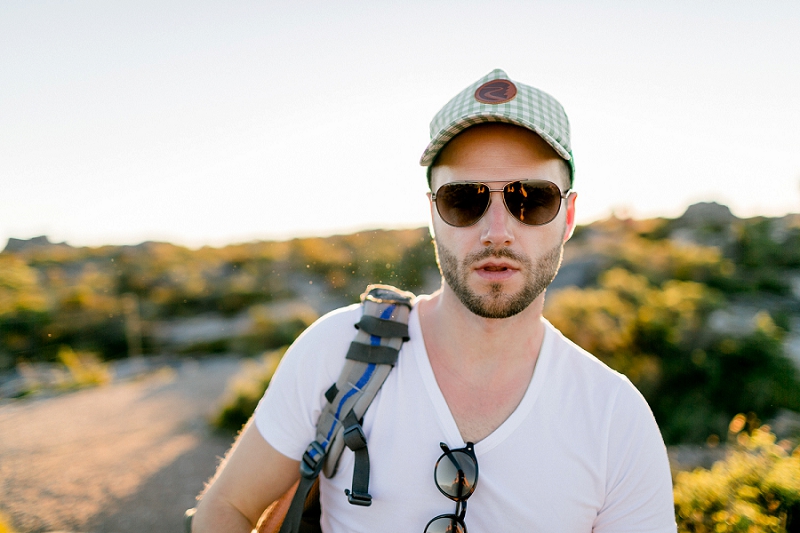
left=479, top=186, right=517, bottom=233
left=485, top=182, right=527, bottom=221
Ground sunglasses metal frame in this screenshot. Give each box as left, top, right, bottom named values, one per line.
left=424, top=442, right=478, bottom=533
left=430, top=179, right=573, bottom=228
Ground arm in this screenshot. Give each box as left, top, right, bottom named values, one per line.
left=191, top=419, right=300, bottom=533
left=191, top=306, right=360, bottom=532
left=593, top=381, right=677, bottom=533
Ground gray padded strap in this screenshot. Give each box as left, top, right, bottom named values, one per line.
left=317, top=286, right=412, bottom=479
left=281, top=285, right=414, bottom=533
left=320, top=360, right=393, bottom=478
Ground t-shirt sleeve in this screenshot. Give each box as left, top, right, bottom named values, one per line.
left=593, top=379, right=677, bottom=533
left=253, top=305, right=359, bottom=461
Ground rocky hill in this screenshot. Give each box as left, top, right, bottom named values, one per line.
left=2, top=204, right=800, bottom=444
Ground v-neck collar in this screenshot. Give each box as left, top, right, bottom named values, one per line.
left=407, top=302, right=554, bottom=455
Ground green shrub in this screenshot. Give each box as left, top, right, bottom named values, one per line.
left=212, top=348, right=285, bottom=433
left=57, top=345, right=111, bottom=388
left=16, top=345, right=110, bottom=395
left=546, top=268, right=800, bottom=444
left=674, top=415, right=800, bottom=532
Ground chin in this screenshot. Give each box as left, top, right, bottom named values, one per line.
left=436, top=241, right=562, bottom=320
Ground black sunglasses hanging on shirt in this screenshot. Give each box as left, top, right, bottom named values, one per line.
left=424, top=442, right=479, bottom=533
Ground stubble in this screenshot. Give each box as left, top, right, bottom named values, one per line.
left=436, top=242, right=564, bottom=319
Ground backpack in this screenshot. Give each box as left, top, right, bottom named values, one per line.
left=185, top=284, right=415, bottom=533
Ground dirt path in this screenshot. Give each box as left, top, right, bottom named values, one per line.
left=0, top=356, right=245, bottom=533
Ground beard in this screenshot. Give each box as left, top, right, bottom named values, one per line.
left=435, top=242, right=564, bottom=319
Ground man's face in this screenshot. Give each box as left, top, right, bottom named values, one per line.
left=429, top=123, right=577, bottom=319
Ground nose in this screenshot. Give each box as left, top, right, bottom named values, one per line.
left=480, top=191, right=515, bottom=247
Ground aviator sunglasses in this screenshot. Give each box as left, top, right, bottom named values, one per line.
left=424, top=442, right=479, bottom=533
left=431, top=179, right=572, bottom=228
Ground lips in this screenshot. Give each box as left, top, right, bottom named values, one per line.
left=474, top=260, right=518, bottom=272
left=473, top=260, right=519, bottom=280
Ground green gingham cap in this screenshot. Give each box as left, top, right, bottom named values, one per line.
left=420, top=69, right=574, bottom=183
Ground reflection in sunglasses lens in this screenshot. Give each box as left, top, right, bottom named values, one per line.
left=425, top=516, right=466, bottom=533
left=505, top=180, right=560, bottom=225
left=436, top=180, right=563, bottom=227
left=438, top=183, right=489, bottom=227
left=435, top=450, right=477, bottom=500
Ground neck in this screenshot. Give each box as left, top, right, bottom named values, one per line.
left=417, top=283, right=548, bottom=442
left=417, top=283, right=547, bottom=372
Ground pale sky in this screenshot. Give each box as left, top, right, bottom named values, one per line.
left=2, top=0, right=799, bottom=248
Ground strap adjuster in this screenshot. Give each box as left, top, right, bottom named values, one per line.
left=341, top=415, right=372, bottom=506
left=343, top=423, right=367, bottom=451
left=300, top=441, right=326, bottom=478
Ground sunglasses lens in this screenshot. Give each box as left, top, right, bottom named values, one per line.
left=435, top=449, right=478, bottom=500
left=435, top=183, right=490, bottom=227
left=424, top=516, right=466, bottom=533
left=504, top=180, right=563, bottom=225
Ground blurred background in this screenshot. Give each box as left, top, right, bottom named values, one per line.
left=2, top=1, right=800, bottom=532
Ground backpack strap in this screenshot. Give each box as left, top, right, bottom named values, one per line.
left=279, top=284, right=414, bottom=533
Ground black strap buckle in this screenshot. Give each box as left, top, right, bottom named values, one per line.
left=343, top=423, right=367, bottom=451
left=300, top=441, right=326, bottom=478
left=344, top=488, right=372, bottom=506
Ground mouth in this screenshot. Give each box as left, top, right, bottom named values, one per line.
left=474, top=259, right=517, bottom=271
left=473, top=260, right=519, bottom=279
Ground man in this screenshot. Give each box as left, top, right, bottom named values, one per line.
left=192, top=69, right=676, bottom=532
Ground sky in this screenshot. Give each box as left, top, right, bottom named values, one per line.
left=2, top=0, right=799, bottom=248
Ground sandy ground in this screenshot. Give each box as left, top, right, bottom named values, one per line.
left=0, top=356, right=245, bottom=533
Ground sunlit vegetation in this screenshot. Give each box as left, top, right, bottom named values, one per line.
left=673, top=415, right=800, bottom=532
left=14, top=346, right=110, bottom=396
left=546, top=215, right=800, bottom=444
left=546, top=267, right=800, bottom=443
left=4, top=210, right=800, bottom=450
left=212, top=348, right=284, bottom=433
left=0, top=228, right=437, bottom=369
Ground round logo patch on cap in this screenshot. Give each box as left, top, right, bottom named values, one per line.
left=474, top=79, right=517, bottom=104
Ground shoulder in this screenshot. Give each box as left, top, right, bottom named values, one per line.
left=541, top=322, right=675, bottom=531
left=540, top=319, right=657, bottom=429
left=542, top=318, right=632, bottom=392
left=254, top=303, right=362, bottom=458
left=276, top=303, right=362, bottom=381
left=293, top=303, right=362, bottom=347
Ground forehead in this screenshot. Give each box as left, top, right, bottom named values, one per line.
left=429, top=123, right=569, bottom=190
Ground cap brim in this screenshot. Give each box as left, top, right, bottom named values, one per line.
left=419, top=113, right=572, bottom=167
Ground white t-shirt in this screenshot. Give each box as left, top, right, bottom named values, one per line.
left=255, top=298, right=676, bottom=533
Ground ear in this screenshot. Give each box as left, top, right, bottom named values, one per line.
left=562, top=192, right=578, bottom=242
